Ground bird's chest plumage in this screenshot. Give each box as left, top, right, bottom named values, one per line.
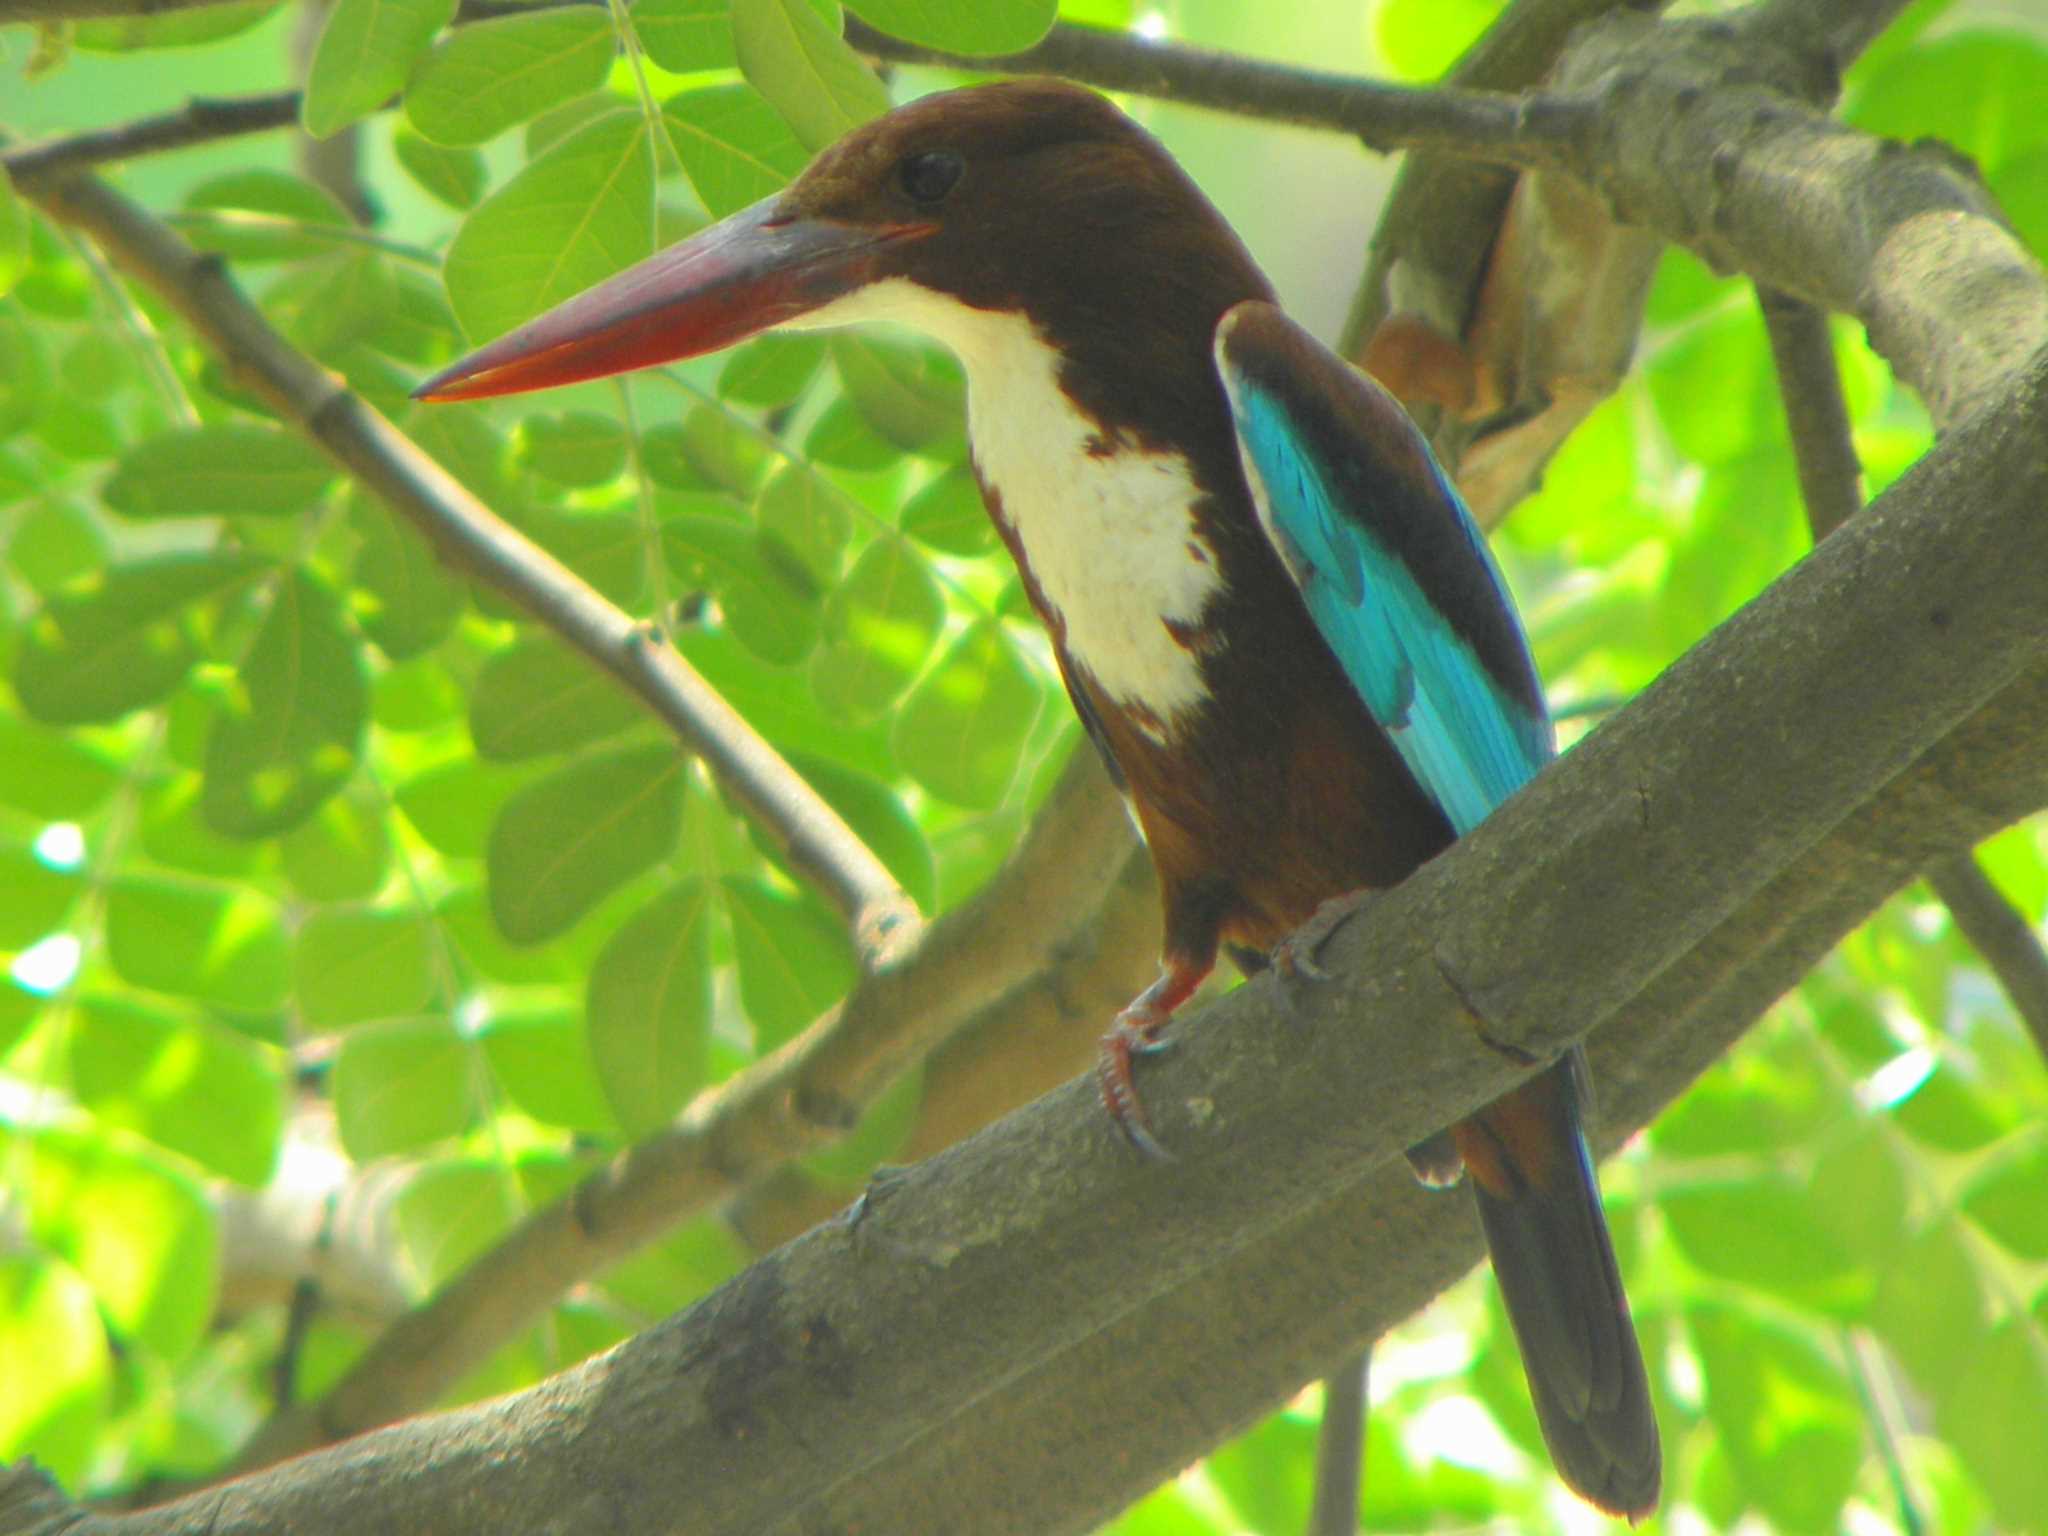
left=950, top=314, right=1228, bottom=736
left=973, top=428, right=1222, bottom=735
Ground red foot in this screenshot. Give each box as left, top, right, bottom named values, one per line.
left=1097, top=960, right=1207, bottom=1160
left=1099, top=1003, right=1176, bottom=1160
left=1272, top=888, right=1379, bottom=984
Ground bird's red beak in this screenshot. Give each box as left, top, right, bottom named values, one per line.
left=413, top=196, right=936, bottom=402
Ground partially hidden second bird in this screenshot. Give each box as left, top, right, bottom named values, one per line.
left=416, top=77, right=1660, bottom=1517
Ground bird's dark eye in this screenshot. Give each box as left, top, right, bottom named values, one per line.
left=898, top=150, right=964, bottom=205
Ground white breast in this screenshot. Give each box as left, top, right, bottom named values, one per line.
left=787, top=278, right=1222, bottom=735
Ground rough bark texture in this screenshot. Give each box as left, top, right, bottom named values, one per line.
left=12, top=340, right=2046, bottom=1536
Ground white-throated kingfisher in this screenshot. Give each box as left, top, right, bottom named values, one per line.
left=417, top=78, right=1659, bottom=1517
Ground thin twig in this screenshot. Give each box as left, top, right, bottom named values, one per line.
left=1757, top=287, right=1864, bottom=538
left=1927, top=858, right=2048, bottom=1061
left=845, top=17, right=1590, bottom=161
left=1308, top=1351, right=1370, bottom=1536
left=0, top=93, right=303, bottom=182
left=13, top=165, right=917, bottom=960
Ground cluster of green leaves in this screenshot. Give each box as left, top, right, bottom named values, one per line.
left=2, top=0, right=2046, bottom=1529
left=0, top=0, right=1097, bottom=1494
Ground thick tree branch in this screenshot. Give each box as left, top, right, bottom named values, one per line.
left=1340, top=0, right=1649, bottom=359
left=23, top=339, right=2048, bottom=1536
left=1549, top=10, right=2045, bottom=432
left=1762, top=284, right=2048, bottom=1059
left=236, top=748, right=1137, bottom=1468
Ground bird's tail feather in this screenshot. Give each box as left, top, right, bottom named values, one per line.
left=1454, top=1054, right=1660, bottom=1519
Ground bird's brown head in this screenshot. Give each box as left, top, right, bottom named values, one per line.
left=413, top=78, right=1269, bottom=403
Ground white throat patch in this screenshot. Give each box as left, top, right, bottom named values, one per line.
left=789, top=277, right=1221, bottom=735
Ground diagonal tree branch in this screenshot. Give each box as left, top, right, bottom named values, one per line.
left=1761, top=284, right=2048, bottom=1061
left=9, top=164, right=918, bottom=962
left=0, top=93, right=303, bottom=181
left=14, top=337, right=2048, bottom=1536
left=233, top=745, right=1136, bottom=1469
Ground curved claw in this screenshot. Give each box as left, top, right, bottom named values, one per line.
left=1099, top=1010, right=1175, bottom=1161
left=1272, top=887, right=1379, bottom=986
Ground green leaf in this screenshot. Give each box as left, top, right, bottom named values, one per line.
left=755, top=463, right=850, bottom=588
left=104, top=425, right=335, bottom=520
left=398, top=756, right=531, bottom=859
left=722, top=874, right=856, bottom=1048
left=518, top=508, right=651, bottom=611
left=14, top=553, right=267, bottom=725
left=0, top=842, right=82, bottom=946
left=662, top=83, right=810, bottom=218
left=443, top=111, right=659, bottom=345
left=104, top=876, right=289, bottom=1013
left=0, top=713, right=121, bottom=820
left=892, top=620, right=1042, bottom=808
left=663, top=515, right=821, bottom=664
left=833, top=334, right=965, bottom=452
left=899, top=463, right=993, bottom=553
left=0, top=1254, right=111, bottom=1489
left=519, top=411, right=629, bottom=487
left=0, top=310, right=49, bottom=440
left=480, top=1007, right=618, bottom=1134
left=0, top=170, right=31, bottom=301
left=810, top=535, right=942, bottom=720
left=1808, top=1127, right=1907, bottom=1262
left=1890, top=1060, right=2011, bottom=1151
left=731, top=0, right=889, bottom=153
left=803, top=393, right=901, bottom=470
left=1662, top=1177, right=1864, bottom=1313
left=393, top=1159, right=517, bottom=1287
left=488, top=745, right=687, bottom=944
left=440, top=885, right=579, bottom=985
left=1851, top=32, right=2048, bottom=175
left=183, top=169, right=349, bottom=263
left=294, top=907, right=437, bottom=1030
left=470, top=637, right=644, bottom=761
left=717, top=333, right=825, bottom=407
left=69, top=995, right=284, bottom=1186
left=406, top=9, right=616, bottom=147
left=1871, top=1219, right=1990, bottom=1393
left=280, top=789, right=393, bottom=901
left=140, top=774, right=266, bottom=877
left=333, top=1017, right=473, bottom=1159
left=843, top=0, right=1051, bottom=53
left=20, top=1129, right=217, bottom=1361
left=1203, top=1407, right=1317, bottom=1536
left=350, top=496, right=464, bottom=661
left=303, top=0, right=459, bottom=139
left=1940, top=1319, right=2048, bottom=1530
left=393, top=125, right=487, bottom=209
left=632, top=0, right=734, bottom=71
left=1689, top=1305, right=1861, bottom=1534
left=1962, top=1141, right=2048, bottom=1260
left=203, top=570, right=367, bottom=838
left=586, top=880, right=713, bottom=1135
left=10, top=497, right=111, bottom=594
left=1372, top=0, right=1501, bottom=81
left=669, top=403, right=770, bottom=495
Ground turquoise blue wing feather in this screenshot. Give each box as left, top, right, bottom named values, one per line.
left=1214, top=301, right=1552, bottom=837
